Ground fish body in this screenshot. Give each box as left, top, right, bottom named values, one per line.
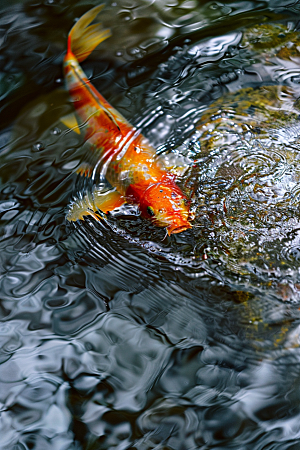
left=64, top=5, right=192, bottom=234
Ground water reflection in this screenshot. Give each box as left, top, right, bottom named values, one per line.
left=2, top=1, right=300, bottom=449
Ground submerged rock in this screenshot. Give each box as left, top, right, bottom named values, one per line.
left=182, top=84, right=300, bottom=301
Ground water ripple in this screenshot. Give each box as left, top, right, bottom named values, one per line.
left=3, top=4, right=300, bottom=449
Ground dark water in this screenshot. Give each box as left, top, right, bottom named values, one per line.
left=3, top=0, right=300, bottom=449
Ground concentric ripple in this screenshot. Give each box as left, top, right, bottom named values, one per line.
left=66, top=79, right=300, bottom=302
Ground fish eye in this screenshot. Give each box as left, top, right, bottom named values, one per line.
left=147, top=206, right=155, bottom=217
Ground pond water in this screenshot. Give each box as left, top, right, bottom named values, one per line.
left=2, top=0, right=300, bottom=448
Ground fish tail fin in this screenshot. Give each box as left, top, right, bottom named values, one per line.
left=67, top=5, right=111, bottom=63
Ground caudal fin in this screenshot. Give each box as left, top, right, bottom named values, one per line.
left=67, top=5, right=111, bottom=63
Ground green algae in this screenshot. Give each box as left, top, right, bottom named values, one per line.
left=242, top=22, right=300, bottom=60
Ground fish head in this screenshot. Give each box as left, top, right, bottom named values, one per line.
left=140, top=182, right=193, bottom=235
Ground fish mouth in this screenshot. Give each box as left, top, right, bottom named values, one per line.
left=167, top=221, right=192, bottom=235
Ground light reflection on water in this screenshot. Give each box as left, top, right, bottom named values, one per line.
left=2, top=0, right=300, bottom=449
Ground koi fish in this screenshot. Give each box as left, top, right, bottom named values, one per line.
left=63, top=5, right=192, bottom=234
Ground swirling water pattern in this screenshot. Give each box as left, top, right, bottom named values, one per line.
left=3, top=1, right=300, bottom=449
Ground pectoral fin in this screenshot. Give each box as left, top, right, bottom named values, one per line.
left=67, top=191, right=99, bottom=221
left=60, top=113, right=81, bottom=134
left=67, top=189, right=125, bottom=222
left=76, top=163, right=94, bottom=178
left=93, top=189, right=125, bottom=212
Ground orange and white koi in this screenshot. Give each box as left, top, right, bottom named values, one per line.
left=64, top=5, right=192, bottom=234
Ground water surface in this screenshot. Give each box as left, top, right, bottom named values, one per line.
left=2, top=0, right=300, bottom=448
